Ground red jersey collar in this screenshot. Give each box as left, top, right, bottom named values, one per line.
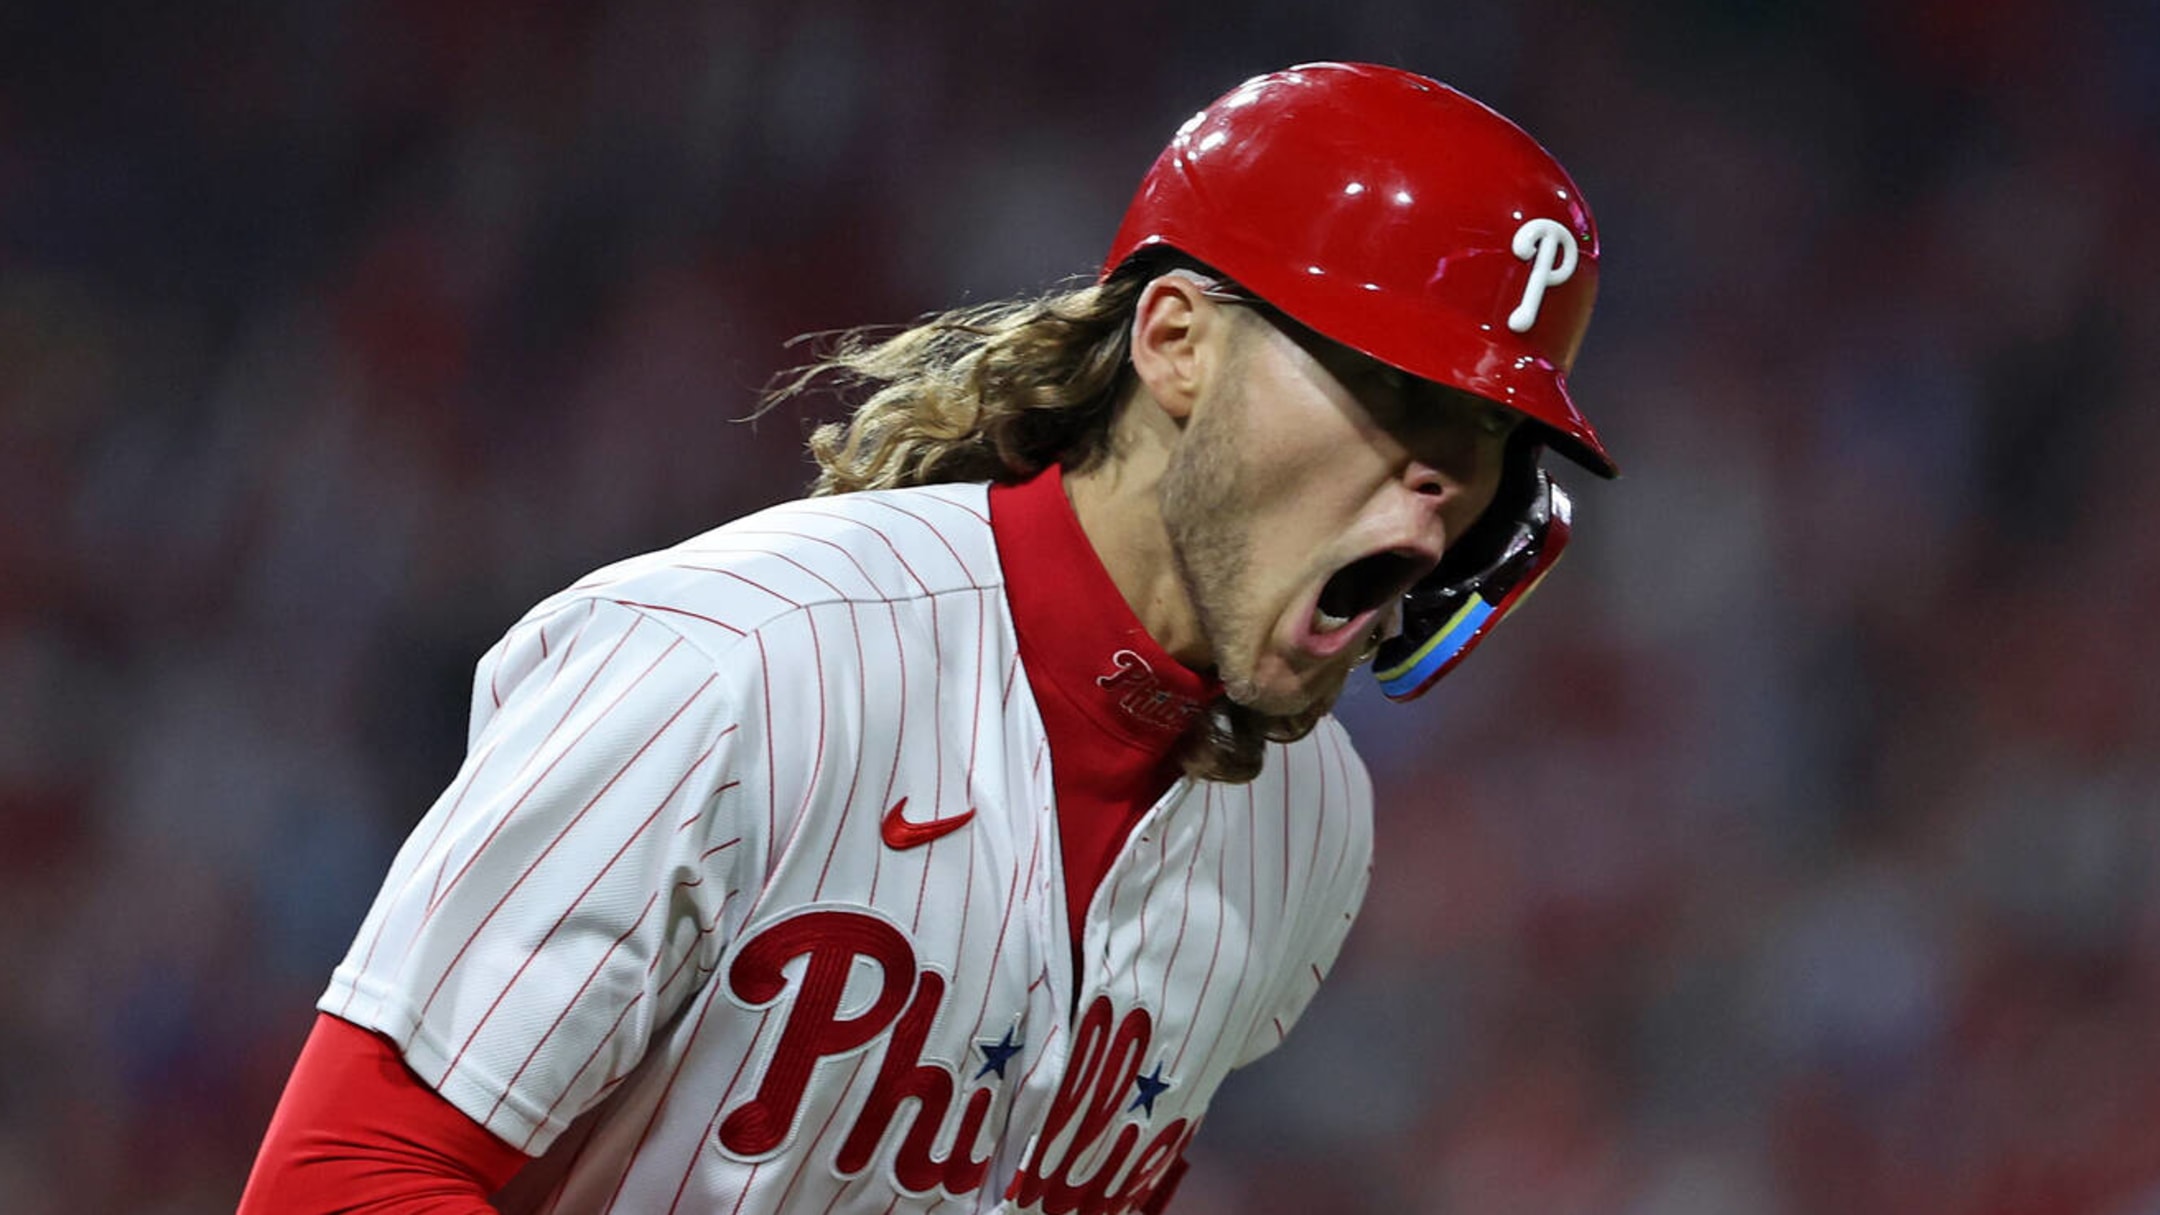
left=989, top=464, right=1220, bottom=750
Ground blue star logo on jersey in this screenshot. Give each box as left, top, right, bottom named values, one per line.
left=975, top=1025, right=1024, bottom=1080
left=1129, top=1061, right=1172, bottom=1117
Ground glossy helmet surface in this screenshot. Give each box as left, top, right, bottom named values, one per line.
left=1103, top=61, right=1615, bottom=477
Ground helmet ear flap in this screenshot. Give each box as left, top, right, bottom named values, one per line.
left=1372, top=435, right=1573, bottom=701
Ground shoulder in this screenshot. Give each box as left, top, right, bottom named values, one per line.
left=1242, top=715, right=1376, bottom=870
left=1272, top=715, right=1374, bottom=808
left=521, top=484, right=1001, bottom=659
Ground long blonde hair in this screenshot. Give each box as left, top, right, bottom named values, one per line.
left=761, top=257, right=1321, bottom=782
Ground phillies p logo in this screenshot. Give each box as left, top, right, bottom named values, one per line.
left=1507, top=217, right=1579, bottom=334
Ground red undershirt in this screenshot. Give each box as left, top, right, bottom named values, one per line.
left=238, top=465, right=1215, bottom=1211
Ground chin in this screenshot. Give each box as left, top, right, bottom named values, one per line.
left=1225, top=656, right=1353, bottom=720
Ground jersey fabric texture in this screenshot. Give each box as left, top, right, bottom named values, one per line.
left=320, top=477, right=1375, bottom=1214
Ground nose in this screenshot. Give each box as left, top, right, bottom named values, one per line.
left=1402, top=446, right=1506, bottom=552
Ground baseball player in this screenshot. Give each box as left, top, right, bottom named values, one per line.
left=238, top=62, right=1614, bottom=1214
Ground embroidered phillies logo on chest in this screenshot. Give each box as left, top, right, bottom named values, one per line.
left=1095, top=650, right=1204, bottom=732
left=715, top=911, right=1191, bottom=1212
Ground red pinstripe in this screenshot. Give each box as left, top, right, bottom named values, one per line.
left=419, top=612, right=652, bottom=925
left=1125, top=828, right=1165, bottom=1009
left=1024, top=806, right=1045, bottom=896
left=858, top=496, right=980, bottom=586
left=640, top=889, right=735, bottom=1038
left=605, top=994, right=772, bottom=1211
left=1005, top=979, right=1064, bottom=1102
left=411, top=666, right=664, bottom=984
left=970, top=860, right=1025, bottom=1031
left=353, top=601, right=606, bottom=1008
left=1170, top=789, right=1227, bottom=1074
left=739, top=627, right=841, bottom=931
left=725, top=529, right=884, bottom=596
left=420, top=666, right=718, bottom=1030
left=910, top=590, right=949, bottom=932
left=812, top=604, right=869, bottom=900
left=796, top=608, right=831, bottom=868
left=1303, top=730, right=1333, bottom=904
left=530, top=994, right=642, bottom=1156
left=946, top=817, right=980, bottom=974
left=1279, top=742, right=1294, bottom=912
left=1157, top=785, right=1213, bottom=1020
left=756, top=632, right=778, bottom=875
left=931, top=590, right=992, bottom=946
left=963, top=590, right=989, bottom=791
left=476, top=761, right=728, bottom=1130
left=474, top=807, right=730, bottom=1121
left=339, top=734, right=500, bottom=1018
left=520, top=875, right=737, bottom=1152
left=788, top=508, right=938, bottom=598
left=485, top=889, right=659, bottom=1127
left=534, top=1118, right=597, bottom=1215
left=1187, top=783, right=1262, bottom=1087
left=698, top=547, right=849, bottom=602
left=673, top=565, right=803, bottom=609
left=678, top=777, right=742, bottom=832
left=1300, top=728, right=1364, bottom=1005
left=611, top=600, right=749, bottom=635
left=920, top=483, right=991, bottom=527
left=1317, top=727, right=1359, bottom=909
left=865, top=599, right=910, bottom=910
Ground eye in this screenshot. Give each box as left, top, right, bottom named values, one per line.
left=1403, top=385, right=1517, bottom=440
left=1326, top=351, right=1404, bottom=398
left=1472, top=403, right=1521, bottom=439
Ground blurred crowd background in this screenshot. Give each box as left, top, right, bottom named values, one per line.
left=6, top=1, right=2159, bottom=1211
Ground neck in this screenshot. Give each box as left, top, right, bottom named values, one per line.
left=1060, top=439, right=1211, bottom=669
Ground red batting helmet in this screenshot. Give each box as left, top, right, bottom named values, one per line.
left=1104, top=61, right=1615, bottom=478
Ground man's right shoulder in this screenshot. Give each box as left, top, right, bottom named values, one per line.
left=522, top=483, right=1001, bottom=657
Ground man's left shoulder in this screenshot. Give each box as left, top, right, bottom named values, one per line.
left=1227, top=716, right=1377, bottom=830
left=1287, top=715, right=1375, bottom=796
left=700, top=482, right=1000, bottom=604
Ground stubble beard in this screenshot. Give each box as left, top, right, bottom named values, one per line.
left=1159, top=379, right=1337, bottom=719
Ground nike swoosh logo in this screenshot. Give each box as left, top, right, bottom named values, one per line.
left=880, top=797, right=975, bottom=850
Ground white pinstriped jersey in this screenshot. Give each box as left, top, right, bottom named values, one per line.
left=323, top=481, right=1374, bottom=1214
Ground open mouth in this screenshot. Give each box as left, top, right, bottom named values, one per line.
left=1313, top=549, right=1430, bottom=636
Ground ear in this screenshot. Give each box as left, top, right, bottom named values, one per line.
left=1128, top=274, right=1225, bottom=422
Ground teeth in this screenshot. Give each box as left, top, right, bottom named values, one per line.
left=1313, top=606, right=1352, bottom=634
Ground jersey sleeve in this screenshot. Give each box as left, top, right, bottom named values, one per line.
left=321, top=596, right=751, bottom=1156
